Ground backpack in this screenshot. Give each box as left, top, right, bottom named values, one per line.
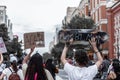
left=8, top=68, right=20, bottom=80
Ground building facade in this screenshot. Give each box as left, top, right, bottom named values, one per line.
left=0, top=6, right=13, bottom=41
left=107, top=0, right=120, bottom=59
left=0, top=6, right=7, bottom=24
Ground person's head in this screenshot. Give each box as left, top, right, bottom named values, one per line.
left=25, top=53, right=47, bottom=80
left=104, top=55, right=108, bottom=60
left=45, top=58, right=54, bottom=69
left=10, top=54, right=18, bottom=72
left=74, top=49, right=89, bottom=66
left=112, top=59, right=120, bottom=73
left=46, top=59, right=53, bottom=64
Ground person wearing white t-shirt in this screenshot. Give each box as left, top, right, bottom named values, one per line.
left=61, top=38, right=103, bottom=80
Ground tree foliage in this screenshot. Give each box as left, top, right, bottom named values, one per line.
left=51, top=42, right=73, bottom=65
left=66, top=15, right=96, bottom=29
left=0, top=24, right=22, bottom=59
left=0, top=24, right=9, bottom=41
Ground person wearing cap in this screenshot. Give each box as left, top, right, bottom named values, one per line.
left=0, top=54, right=24, bottom=80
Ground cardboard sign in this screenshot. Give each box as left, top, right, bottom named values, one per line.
left=0, top=37, right=7, bottom=53
left=24, top=32, right=45, bottom=49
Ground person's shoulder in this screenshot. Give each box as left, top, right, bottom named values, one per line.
left=2, top=67, right=12, bottom=74
left=87, top=64, right=97, bottom=69
left=17, top=69, right=22, bottom=72
left=44, top=69, right=49, bottom=73
left=4, top=67, right=11, bottom=71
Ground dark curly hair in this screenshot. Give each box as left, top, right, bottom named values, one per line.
left=74, top=49, right=89, bottom=66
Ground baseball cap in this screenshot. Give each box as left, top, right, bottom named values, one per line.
left=10, top=55, right=18, bottom=63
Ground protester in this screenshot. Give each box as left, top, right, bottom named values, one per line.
left=100, top=55, right=110, bottom=79
left=45, top=59, right=58, bottom=80
left=61, top=37, right=103, bottom=80
left=107, top=58, right=120, bottom=80
left=22, top=45, right=54, bottom=80
left=0, top=53, right=24, bottom=80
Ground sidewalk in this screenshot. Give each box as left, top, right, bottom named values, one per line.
left=56, top=75, right=63, bottom=80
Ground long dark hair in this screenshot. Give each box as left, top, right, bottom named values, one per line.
left=25, top=53, right=48, bottom=80
left=11, top=60, right=18, bottom=73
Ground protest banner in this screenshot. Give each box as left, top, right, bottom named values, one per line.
left=0, top=37, right=7, bottom=53
left=24, top=32, right=45, bottom=49
left=58, top=29, right=109, bottom=47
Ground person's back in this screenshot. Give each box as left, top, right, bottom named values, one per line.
left=61, top=38, right=103, bottom=80
left=64, top=62, right=98, bottom=80
left=24, top=53, right=54, bottom=80
left=0, top=55, right=24, bottom=80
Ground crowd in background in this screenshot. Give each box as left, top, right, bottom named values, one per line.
left=0, top=45, right=58, bottom=80
left=0, top=38, right=120, bottom=80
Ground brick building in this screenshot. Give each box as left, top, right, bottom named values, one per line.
left=61, top=0, right=120, bottom=59
left=107, top=0, right=120, bottom=59
left=77, top=0, right=109, bottom=55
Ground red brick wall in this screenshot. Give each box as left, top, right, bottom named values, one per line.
left=107, top=1, right=120, bottom=59
left=100, top=6, right=107, bottom=19
left=107, top=9, right=115, bottom=58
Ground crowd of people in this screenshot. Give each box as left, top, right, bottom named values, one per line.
left=60, top=37, right=120, bottom=80
left=0, top=45, right=58, bottom=80
left=0, top=37, right=120, bottom=80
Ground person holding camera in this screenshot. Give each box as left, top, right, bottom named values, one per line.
left=61, top=37, right=103, bottom=80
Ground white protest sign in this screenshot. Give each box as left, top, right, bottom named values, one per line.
left=0, top=37, right=7, bottom=53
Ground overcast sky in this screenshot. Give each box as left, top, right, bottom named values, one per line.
left=0, top=0, right=80, bottom=53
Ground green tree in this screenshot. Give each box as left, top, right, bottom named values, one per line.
left=51, top=42, right=73, bottom=66
left=66, top=15, right=96, bottom=29
left=0, top=24, right=10, bottom=41
left=0, top=23, right=22, bottom=58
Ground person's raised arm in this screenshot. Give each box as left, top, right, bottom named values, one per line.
left=22, top=45, right=35, bottom=64
left=61, top=38, right=73, bottom=65
left=89, top=38, right=103, bottom=68
left=0, top=52, right=3, bottom=64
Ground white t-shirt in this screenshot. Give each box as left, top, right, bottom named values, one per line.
left=0, top=63, right=6, bottom=72
left=2, top=67, right=24, bottom=80
left=64, top=63, right=98, bottom=80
